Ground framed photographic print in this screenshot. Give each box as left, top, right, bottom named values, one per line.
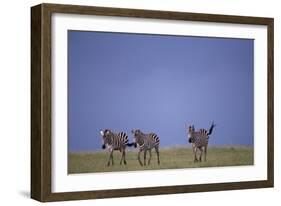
left=31, top=3, right=274, bottom=202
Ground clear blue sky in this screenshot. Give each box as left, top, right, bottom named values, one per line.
left=68, top=30, right=254, bottom=152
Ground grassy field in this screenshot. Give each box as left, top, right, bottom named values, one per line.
left=68, top=146, right=253, bottom=174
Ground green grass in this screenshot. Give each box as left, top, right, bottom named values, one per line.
left=68, top=146, right=253, bottom=174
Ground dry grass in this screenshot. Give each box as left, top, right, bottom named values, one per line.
left=68, top=146, right=253, bottom=174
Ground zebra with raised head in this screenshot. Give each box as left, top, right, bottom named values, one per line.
left=131, top=129, right=160, bottom=166
left=187, top=122, right=215, bottom=162
left=100, top=129, right=134, bottom=166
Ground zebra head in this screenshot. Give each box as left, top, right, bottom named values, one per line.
left=187, top=125, right=195, bottom=143
left=131, top=129, right=142, bottom=148
left=100, top=129, right=112, bottom=149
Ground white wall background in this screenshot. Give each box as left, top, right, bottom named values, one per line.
left=0, top=0, right=279, bottom=205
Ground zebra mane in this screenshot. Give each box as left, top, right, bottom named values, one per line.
left=133, top=129, right=148, bottom=139
left=138, top=130, right=146, bottom=136
left=103, top=129, right=115, bottom=139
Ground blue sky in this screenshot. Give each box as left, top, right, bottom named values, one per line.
left=68, top=30, right=254, bottom=152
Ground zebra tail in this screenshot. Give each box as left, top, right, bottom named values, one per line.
left=207, top=121, right=216, bottom=135
left=126, top=142, right=135, bottom=147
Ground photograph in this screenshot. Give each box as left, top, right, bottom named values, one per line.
left=67, top=30, right=254, bottom=174
left=30, top=3, right=274, bottom=201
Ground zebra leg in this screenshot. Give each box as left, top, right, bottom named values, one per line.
left=148, top=149, right=152, bottom=165
left=107, top=154, right=111, bottom=166
left=120, top=150, right=124, bottom=165
left=138, top=150, right=143, bottom=166
left=204, top=146, right=207, bottom=161
left=155, top=147, right=160, bottom=165
left=111, top=150, right=114, bottom=165
left=144, top=150, right=147, bottom=166
left=194, top=148, right=198, bottom=162
left=123, top=150, right=127, bottom=165
left=199, top=148, right=203, bottom=162
left=107, top=150, right=113, bottom=166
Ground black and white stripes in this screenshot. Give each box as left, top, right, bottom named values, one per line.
left=187, top=122, right=215, bottom=162
left=100, top=129, right=133, bottom=166
left=131, top=129, right=160, bottom=166
left=99, top=122, right=215, bottom=166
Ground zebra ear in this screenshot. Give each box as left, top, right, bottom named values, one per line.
left=131, top=130, right=134, bottom=134
left=100, top=130, right=104, bottom=136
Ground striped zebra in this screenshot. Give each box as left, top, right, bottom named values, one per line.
left=131, top=129, right=160, bottom=166
left=187, top=122, right=215, bottom=162
left=100, top=129, right=134, bottom=166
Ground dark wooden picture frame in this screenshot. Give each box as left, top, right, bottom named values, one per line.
left=31, top=3, right=274, bottom=202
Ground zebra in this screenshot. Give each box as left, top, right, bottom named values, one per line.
left=187, top=122, right=215, bottom=162
left=100, top=129, right=134, bottom=166
left=131, top=129, right=160, bottom=166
